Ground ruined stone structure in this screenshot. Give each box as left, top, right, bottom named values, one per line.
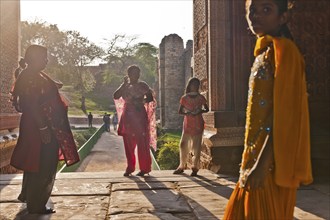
left=0, top=0, right=21, bottom=173
left=193, top=0, right=330, bottom=178
left=158, top=34, right=193, bottom=129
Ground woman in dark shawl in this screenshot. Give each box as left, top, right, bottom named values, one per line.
left=10, top=45, right=79, bottom=214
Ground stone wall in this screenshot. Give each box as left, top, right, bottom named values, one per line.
left=0, top=0, right=21, bottom=131
left=158, top=34, right=193, bottom=129
left=0, top=0, right=21, bottom=172
left=288, top=0, right=330, bottom=179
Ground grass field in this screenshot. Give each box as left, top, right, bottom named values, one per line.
left=60, top=86, right=114, bottom=116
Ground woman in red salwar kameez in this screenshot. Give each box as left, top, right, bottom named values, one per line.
left=113, top=65, right=156, bottom=177
left=10, top=45, right=79, bottom=214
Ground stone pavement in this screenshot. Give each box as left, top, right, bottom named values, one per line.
left=0, top=171, right=329, bottom=220
left=0, top=129, right=329, bottom=220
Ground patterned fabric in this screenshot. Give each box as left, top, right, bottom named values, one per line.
left=180, top=94, right=207, bottom=135
left=239, top=45, right=274, bottom=188
left=114, top=81, right=157, bottom=150
left=224, top=171, right=297, bottom=220
left=10, top=70, right=79, bottom=171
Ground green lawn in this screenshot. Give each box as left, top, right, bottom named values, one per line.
left=60, top=85, right=114, bottom=116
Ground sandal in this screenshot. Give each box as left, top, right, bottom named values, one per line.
left=123, top=172, right=131, bottom=177
left=173, top=168, right=184, bottom=174
left=136, top=171, right=149, bottom=176
left=29, top=207, right=56, bottom=214
left=43, top=208, right=56, bottom=214
left=190, top=168, right=198, bottom=176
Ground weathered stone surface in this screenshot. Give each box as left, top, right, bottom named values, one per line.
left=50, top=196, right=109, bottom=220
left=0, top=184, right=22, bottom=201
left=53, top=179, right=110, bottom=196
left=180, top=184, right=233, bottom=219
left=0, top=203, right=28, bottom=220
left=112, top=181, right=175, bottom=191
left=109, top=212, right=191, bottom=220
left=0, top=171, right=329, bottom=219
left=294, top=187, right=330, bottom=220
left=109, top=189, right=192, bottom=215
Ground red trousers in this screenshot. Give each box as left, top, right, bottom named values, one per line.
left=123, top=134, right=151, bottom=173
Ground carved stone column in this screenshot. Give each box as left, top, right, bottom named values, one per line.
left=0, top=0, right=20, bottom=173
left=0, top=0, right=21, bottom=131
left=194, top=0, right=254, bottom=174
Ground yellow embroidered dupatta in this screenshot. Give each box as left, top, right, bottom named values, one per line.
left=271, top=36, right=313, bottom=187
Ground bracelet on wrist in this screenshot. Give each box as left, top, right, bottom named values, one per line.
left=39, top=126, right=48, bottom=131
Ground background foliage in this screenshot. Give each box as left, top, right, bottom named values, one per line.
left=20, top=20, right=158, bottom=115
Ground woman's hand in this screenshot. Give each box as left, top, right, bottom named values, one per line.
left=191, top=108, right=202, bottom=115
left=40, top=127, right=51, bottom=144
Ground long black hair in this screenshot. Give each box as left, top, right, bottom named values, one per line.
left=185, top=77, right=201, bottom=94
left=274, top=0, right=294, bottom=40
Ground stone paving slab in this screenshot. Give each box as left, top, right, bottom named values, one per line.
left=0, top=171, right=329, bottom=220
left=109, top=212, right=194, bottom=220
left=109, top=189, right=193, bottom=218
left=294, top=188, right=330, bottom=220
left=0, top=184, right=23, bottom=202
left=112, top=181, right=176, bottom=191
left=52, top=179, right=110, bottom=196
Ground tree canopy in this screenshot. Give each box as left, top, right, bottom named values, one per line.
left=20, top=20, right=159, bottom=113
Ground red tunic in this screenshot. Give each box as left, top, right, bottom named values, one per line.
left=180, top=94, right=207, bottom=135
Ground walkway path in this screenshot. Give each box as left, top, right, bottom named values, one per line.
left=75, top=130, right=127, bottom=172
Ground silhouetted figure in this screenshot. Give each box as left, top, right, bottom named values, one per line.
left=103, top=112, right=111, bottom=132
left=88, top=112, right=93, bottom=128
left=10, top=45, right=79, bottom=214
left=112, top=112, right=118, bottom=131
left=113, top=65, right=156, bottom=177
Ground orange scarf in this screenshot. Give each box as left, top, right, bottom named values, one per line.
left=255, top=36, right=313, bottom=188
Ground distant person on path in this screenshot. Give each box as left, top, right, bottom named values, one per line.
left=103, top=112, right=111, bottom=132
left=10, top=45, right=80, bottom=214
left=88, top=112, right=93, bottom=128
left=113, top=65, right=157, bottom=177
left=173, top=77, right=209, bottom=177
left=223, top=0, right=313, bottom=219
left=112, top=112, right=118, bottom=131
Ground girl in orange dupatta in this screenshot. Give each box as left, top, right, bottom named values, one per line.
left=223, top=0, right=313, bottom=219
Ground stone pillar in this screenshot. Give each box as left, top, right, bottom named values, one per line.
left=184, top=40, right=193, bottom=83
left=0, top=0, right=21, bottom=131
left=194, top=0, right=254, bottom=174
left=0, top=0, right=21, bottom=173
left=159, top=34, right=185, bottom=129
left=158, top=40, right=166, bottom=126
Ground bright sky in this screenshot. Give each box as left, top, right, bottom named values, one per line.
left=20, top=0, right=193, bottom=48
